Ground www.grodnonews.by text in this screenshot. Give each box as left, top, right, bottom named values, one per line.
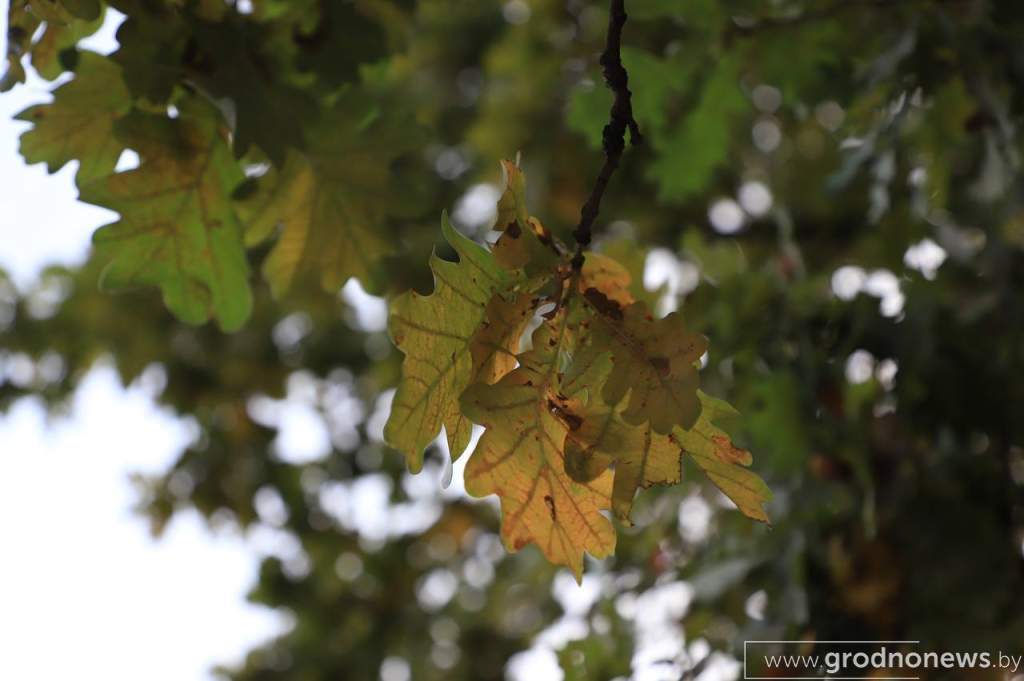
left=745, top=642, right=1022, bottom=679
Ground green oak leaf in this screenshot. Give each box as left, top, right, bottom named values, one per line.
left=79, top=102, right=252, bottom=331
left=2, top=1, right=41, bottom=91
left=186, top=16, right=319, bottom=166
left=239, top=101, right=423, bottom=297
left=384, top=214, right=511, bottom=472
left=647, top=54, right=748, bottom=202
left=16, top=52, right=132, bottom=184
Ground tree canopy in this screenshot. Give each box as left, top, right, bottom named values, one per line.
left=3, top=0, right=1024, bottom=679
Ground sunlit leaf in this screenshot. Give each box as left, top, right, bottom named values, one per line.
left=385, top=214, right=511, bottom=472
left=584, top=294, right=708, bottom=434
left=239, top=101, right=422, bottom=296
left=679, top=392, right=772, bottom=523
left=79, top=102, right=252, bottom=331
left=461, top=306, right=616, bottom=580
left=469, top=289, right=537, bottom=386
left=16, top=52, right=131, bottom=184
left=564, top=400, right=683, bottom=524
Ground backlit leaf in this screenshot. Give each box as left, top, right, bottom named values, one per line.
left=461, top=306, right=616, bottom=580
left=585, top=294, right=709, bottom=434
left=80, top=102, right=252, bottom=331
left=469, top=289, right=537, bottom=386
left=679, top=393, right=772, bottom=523
left=239, top=102, right=422, bottom=296
left=384, top=214, right=510, bottom=472
left=564, top=401, right=683, bottom=524
left=491, top=160, right=562, bottom=274
left=16, top=51, right=131, bottom=184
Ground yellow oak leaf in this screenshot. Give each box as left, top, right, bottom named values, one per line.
left=586, top=295, right=709, bottom=433
left=469, top=289, right=537, bottom=385
left=461, top=307, right=616, bottom=580
left=675, top=392, right=772, bottom=523
left=563, top=391, right=771, bottom=524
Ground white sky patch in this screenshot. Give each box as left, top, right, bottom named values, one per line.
left=845, top=349, right=876, bottom=384
left=832, top=266, right=906, bottom=317
left=506, top=646, right=564, bottom=681
left=738, top=181, right=773, bottom=218
left=0, top=368, right=287, bottom=681
left=453, top=183, right=501, bottom=231
left=830, top=265, right=866, bottom=300
left=644, top=248, right=699, bottom=315
left=678, top=493, right=712, bottom=544
left=630, top=581, right=694, bottom=678
left=708, top=198, right=745, bottom=235
left=863, top=269, right=905, bottom=317
left=342, top=278, right=388, bottom=332
left=76, top=8, right=126, bottom=55
left=903, top=237, right=947, bottom=280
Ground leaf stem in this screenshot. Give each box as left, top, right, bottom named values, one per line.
left=571, top=0, right=642, bottom=271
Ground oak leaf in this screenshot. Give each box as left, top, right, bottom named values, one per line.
left=79, top=102, right=252, bottom=331
left=239, top=102, right=421, bottom=297
left=677, top=392, right=772, bottom=523
left=384, top=215, right=510, bottom=472
left=16, top=52, right=131, bottom=184
left=587, top=297, right=708, bottom=433
left=461, top=307, right=616, bottom=579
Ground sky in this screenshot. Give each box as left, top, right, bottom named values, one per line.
left=0, top=8, right=288, bottom=680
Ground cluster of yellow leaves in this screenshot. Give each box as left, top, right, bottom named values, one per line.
left=385, top=161, right=771, bottom=579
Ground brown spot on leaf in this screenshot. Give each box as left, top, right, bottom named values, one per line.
left=544, top=494, right=557, bottom=520
left=505, top=220, right=521, bottom=238
left=711, top=434, right=752, bottom=465
left=583, top=287, right=624, bottom=320
left=547, top=398, right=583, bottom=431
left=650, top=356, right=670, bottom=376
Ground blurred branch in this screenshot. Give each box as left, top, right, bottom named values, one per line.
left=571, top=0, right=642, bottom=271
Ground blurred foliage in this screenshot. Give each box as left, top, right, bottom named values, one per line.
left=3, top=0, right=1024, bottom=680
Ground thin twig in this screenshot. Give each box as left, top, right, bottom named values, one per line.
left=571, top=0, right=642, bottom=271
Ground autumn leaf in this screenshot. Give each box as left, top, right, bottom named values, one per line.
left=79, top=101, right=252, bottom=331
left=491, top=160, right=562, bottom=274
left=384, top=214, right=511, bottom=472
left=564, top=402, right=684, bottom=524
left=239, top=102, right=422, bottom=297
left=585, top=295, right=709, bottom=434
left=469, top=289, right=537, bottom=385
left=16, top=51, right=131, bottom=184
left=678, top=392, right=772, bottom=523
left=579, top=252, right=634, bottom=307
left=563, top=391, right=771, bottom=524
left=29, top=9, right=104, bottom=80
left=461, top=306, right=616, bottom=579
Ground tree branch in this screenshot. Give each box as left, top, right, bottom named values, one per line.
left=571, top=0, right=642, bottom=271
